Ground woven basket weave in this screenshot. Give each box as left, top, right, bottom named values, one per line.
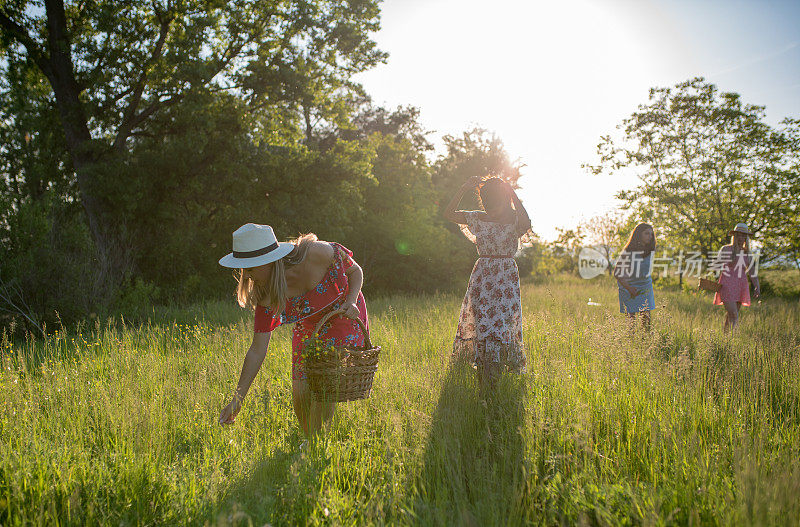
left=305, top=310, right=380, bottom=402
left=698, top=277, right=721, bottom=293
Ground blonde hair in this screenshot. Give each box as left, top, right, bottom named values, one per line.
left=730, top=232, right=750, bottom=255
left=236, top=233, right=318, bottom=312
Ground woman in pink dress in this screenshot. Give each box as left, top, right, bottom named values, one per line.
left=216, top=224, right=368, bottom=437
left=443, top=175, right=532, bottom=389
left=711, top=223, right=760, bottom=334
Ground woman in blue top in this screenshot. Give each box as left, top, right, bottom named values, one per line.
left=614, top=223, right=656, bottom=332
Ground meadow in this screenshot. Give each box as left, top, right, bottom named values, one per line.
left=1, top=275, right=799, bottom=526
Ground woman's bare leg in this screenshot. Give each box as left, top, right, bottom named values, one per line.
left=292, top=378, right=336, bottom=437
left=722, top=301, right=739, bottom=334
left=626, top=313, right=637, bottom=337
left=641, top=311, right=651, bottom=333
left=310, top=398, right=336, bottom=434
left=476, top=359, right=500, bottom=393
left=292, top=379, right=312, bottom=437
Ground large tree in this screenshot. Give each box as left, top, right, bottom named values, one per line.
left=585, top=77, right=799, bottom=263
left=0, top=0, right=385, bottom=283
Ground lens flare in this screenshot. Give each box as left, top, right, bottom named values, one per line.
left=395, top=239, right=413, bottom=255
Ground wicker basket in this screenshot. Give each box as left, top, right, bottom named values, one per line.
left=698, top=277, right=721, bottom=293
left=304, top=310, right=380, bottom=402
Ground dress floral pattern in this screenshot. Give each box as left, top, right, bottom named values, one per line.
left=254, top=243, right=368, bottom=380
left=453, top=211, right=526, bottom=372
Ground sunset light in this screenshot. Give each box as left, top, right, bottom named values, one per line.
left=357, top=0, right=800, bottom=239
left=1, top=0, right=798, bottom=523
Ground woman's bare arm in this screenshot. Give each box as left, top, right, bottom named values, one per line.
left=343, top=259, right=364, bottom=319
left=219, top=331, right=270, bottom=424
left=509, top=188, right=532, bottom=236
left=344, top=263, right=364, bottom=306
left=614, top=254, right=639, bottom=296
left=746, top=252, right=761, bottom=297
left=233, top=332, right=270, bottom=399
left=443, top=176, right=482, bottom=224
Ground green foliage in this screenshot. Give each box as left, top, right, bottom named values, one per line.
left=0, top=194, right=97, bottom=331
left=586, top=77, right=800, bottom=262
left=758, top=269, right=800, bottom=300
left=116, top=95, right=378, bottom=302
left=517, top=237, right=580, bottom=277
left=0, top=0, right=387, bottom=314
left=344, top=132, right=473, bottom=293
left=0, top=0, right=540, bottom=327
left=115, top=277, right=161, bottom=316
left=2, top=0, right=386, bottom=144
left=579, top=210, right=626, bottom=275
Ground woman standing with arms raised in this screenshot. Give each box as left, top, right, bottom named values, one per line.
left=444, top=176, right=532, bottom=389
left=217, top=223, right=368, bottom=437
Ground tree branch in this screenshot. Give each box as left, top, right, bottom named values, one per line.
left=113, top=92, right=184, bottom=148
left=0, top=10, right=54, bottom=81
left=78, top=34, right=112, bottom=91
left=112, top=14, right=172, bottom=151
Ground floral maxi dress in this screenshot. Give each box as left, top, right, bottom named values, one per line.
left=453, top=211, right=526, bottom=372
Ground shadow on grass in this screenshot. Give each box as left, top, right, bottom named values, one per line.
left=202, top=433, right=334, bottom=526
left=409, top=360, right=528, bottom=526
left=196, top=445, right=292, bottom=526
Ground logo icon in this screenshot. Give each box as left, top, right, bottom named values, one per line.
left=578, top=246, right=609, bottom=279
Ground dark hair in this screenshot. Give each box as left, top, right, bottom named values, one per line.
left=478, top=177, right=510, bottom=211
left=621, top=222, right=655, bottom=256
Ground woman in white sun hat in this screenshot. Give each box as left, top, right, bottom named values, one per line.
left=217, top=224, right=368, bottom=437
left=710, top=223, right=760, bottom=334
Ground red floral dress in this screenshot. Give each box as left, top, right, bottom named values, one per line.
left=453, top=211, right=526, bottom=372
left=254, top=243, right=368, bottom=380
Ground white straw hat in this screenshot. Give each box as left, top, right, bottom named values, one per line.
left=218, top=223, right=294, bottom=268
left=728, top=223, right=753, bottom=237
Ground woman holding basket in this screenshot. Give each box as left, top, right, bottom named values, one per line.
left=444, top=175, right=531, bottom=389
left=217, top=223, right=368, bottom=437
left=710, top=223, right=760, bottom=334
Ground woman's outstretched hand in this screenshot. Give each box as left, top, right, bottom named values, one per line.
left=219, top=398, right=242, bottom=425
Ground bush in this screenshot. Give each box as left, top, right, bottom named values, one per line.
left=759, top=270, right=800, bottom=300
left=0, top=195, right=102, bottom=333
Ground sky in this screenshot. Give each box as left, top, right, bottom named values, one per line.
left=353, top=0, right=800, bottom=240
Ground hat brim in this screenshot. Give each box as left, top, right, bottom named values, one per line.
left=218, top=242, right=294, bottom=268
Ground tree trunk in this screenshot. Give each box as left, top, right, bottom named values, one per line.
left=44, top=0, right=120, bottom=295
left=303, top=103, right=314, bottom=144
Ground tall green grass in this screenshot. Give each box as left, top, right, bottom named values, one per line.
left=1, top=275, right=798, bottom=525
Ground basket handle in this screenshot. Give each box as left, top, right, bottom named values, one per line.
left=312, top=309, right=372, bottom=350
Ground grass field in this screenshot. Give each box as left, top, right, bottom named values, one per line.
left=1, top=275, right=799, bottom=525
